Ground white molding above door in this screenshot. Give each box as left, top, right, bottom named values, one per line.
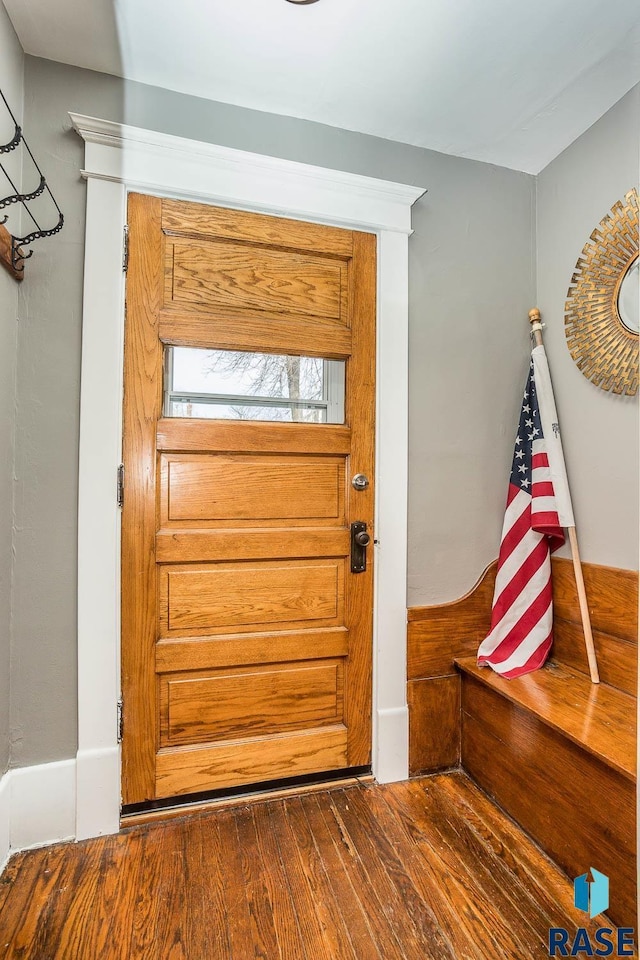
left=70, top=114, right=422, bottom=235
left=71, top=112, right=425, bottom=840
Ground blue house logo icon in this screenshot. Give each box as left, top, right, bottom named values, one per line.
left=574, top=869, right=609, bottom=918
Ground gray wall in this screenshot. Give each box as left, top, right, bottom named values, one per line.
left=0, top=4, right=23, bottom=776
left=13, top=55, right=535, bottom=767
left=537, top=85, right=639, bottom=572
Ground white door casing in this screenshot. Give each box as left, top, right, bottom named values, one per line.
left=71, top=112, right=425, bottom=840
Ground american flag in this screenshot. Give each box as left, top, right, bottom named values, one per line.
left=477, top=345, right=574, bottom=679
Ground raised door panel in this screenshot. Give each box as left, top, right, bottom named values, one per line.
left=160, top=660, right=343, bottom=746
left=159, top=453, right=345, bottom=526
left=159, top=559, right=345, bottom=636
left=156, top=727, right=349, bottom=797
left=166, top=238, right=348, bottom=321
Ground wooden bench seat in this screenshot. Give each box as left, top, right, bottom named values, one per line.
left=455, top=657, right=636, bottom=782
left=456, top=656, right=636, bottom=929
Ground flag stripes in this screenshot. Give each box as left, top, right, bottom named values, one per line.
left=477, top=350, right=568, bottom=679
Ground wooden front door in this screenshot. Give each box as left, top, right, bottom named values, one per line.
left=121, top=193, right=376, bottom=805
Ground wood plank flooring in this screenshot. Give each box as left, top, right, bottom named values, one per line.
left=0, top=773, right=617, bottom=959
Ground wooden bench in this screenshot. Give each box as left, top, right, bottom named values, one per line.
left=456, top=657, right=635, bottom=928
left=407, top=558, right=638, bottom=929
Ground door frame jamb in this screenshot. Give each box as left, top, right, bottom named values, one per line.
left=71, top=113, right=425, bottom=840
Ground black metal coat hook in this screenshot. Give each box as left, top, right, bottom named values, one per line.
left=11, top=211, right=64, bottom=273
left=0, top=86, right=64, bottom=279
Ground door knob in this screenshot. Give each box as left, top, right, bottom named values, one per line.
left=352, top=474, right=369, bottom=491
left=354, top=530, right=370, bottom=547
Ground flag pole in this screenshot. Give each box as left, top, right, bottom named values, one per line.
left=528, top=308, right=600, bottom=684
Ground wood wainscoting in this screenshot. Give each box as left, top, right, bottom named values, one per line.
left=407, top=558, right=637, bottom=773
left=550, top=559, right=637, bottom=695
left=406, top=561, right=497, bottom=776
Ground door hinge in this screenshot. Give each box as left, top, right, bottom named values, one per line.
left=117, top=699, right=124, bottom=742
left=122, top=224, right=129, bottom=272
left=117, top=463, right=125, bottom=508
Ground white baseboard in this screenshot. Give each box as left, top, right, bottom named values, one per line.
left=374, top=705, right=409, bottom=783
left=76, top=746, right=120, bottom=841
left=2, top=758, right=76, bottom=857
left=0, top=752, right=123, bottom=871
left=0, top=771, right=10, bottom=873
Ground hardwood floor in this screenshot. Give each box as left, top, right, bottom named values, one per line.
left=0, top=772, right=614, bottom=959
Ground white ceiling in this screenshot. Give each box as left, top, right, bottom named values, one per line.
left=5, top=0, right=640, bottom=173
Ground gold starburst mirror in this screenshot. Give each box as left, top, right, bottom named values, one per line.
left=565, top=188, right=638, bottom=396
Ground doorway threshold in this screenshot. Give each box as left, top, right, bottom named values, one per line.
left=120, top=766, right=373, bottom=829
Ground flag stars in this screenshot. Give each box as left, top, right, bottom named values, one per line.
left=515, top=435, right=522, bottom=445
left=522, top=404, right=530, bottom=413
left=515, top=449, right=524, bottom=459
left=518, top=464, right=526, bottom=474
left=521, top=478, right=530, bottom=489
left=531, top=427, right=539, bottom=437
left=525, top=419, right=533, bottom=428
